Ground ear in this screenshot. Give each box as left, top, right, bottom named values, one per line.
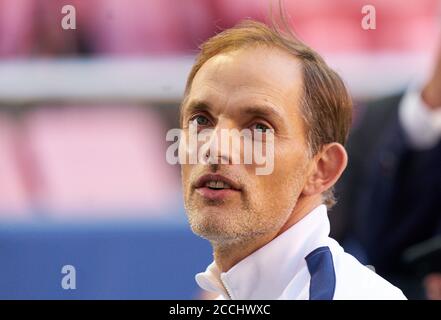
left=302, top=143, right=348, bottom=197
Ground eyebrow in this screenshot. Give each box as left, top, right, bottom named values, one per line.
left=239, top=105, right=285, bottom=125
left=184, top=100, right=211, bottom=116
left=180, top=100, right=210, bottom=126
left=181, top=99, right=285, bottom=125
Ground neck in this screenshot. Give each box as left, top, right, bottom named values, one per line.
left=212, top=195, right=323, bottom=272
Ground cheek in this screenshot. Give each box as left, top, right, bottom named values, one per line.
left=180, top=165, right=192, bottom=190
left=272, top=142, right=310, bottom=188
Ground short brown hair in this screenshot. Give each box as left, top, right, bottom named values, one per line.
left=182, top=20, right=353, bottom=208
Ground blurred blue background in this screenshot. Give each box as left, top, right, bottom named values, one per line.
left=0, top=215, right=212, bottom=299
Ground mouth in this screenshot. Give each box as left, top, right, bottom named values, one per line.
left=193, top=174, right=241, bottom=201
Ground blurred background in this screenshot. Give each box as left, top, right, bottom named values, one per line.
left=0, top=0, right=440, bottom=299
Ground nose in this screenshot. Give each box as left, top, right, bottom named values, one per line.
left=203, top=119, right=238, bottom=165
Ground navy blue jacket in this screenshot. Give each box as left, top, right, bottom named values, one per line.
left=330, top=94, right=441, bottom=298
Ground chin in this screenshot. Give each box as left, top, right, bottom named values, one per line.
left=190, top=221, right=228, bottom=242
left=188, top=211, right=235, bottom=240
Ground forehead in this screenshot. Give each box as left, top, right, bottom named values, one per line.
left=187, top=46, right=304, bottom=111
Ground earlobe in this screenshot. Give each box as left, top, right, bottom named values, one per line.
left=302, top=143, right=348, bottom=197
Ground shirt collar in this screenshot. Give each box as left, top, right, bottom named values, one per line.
left=195, top=204, right=330, bottom=299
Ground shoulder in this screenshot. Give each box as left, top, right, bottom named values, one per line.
left=358, top=93, right=404, bottom=132
left=330, top=244, right=407, bottom=300
left=347, top=93, right=404, bottom=154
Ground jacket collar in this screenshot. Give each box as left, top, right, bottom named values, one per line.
left=195, top=204, right=330, bottom=299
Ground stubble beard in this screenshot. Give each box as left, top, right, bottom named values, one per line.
left=184, top=188, right=297, bottom=250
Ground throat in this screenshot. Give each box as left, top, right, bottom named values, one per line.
left=212, top=231, right=279, bottom=273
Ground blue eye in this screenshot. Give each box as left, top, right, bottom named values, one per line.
left=253, top=123, right=270, bottom=132
left=193, top=115, right=209, bottom=126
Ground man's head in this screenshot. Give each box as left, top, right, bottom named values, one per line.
left=180, top=20, right=352, bottom=246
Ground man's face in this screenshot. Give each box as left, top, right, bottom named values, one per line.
left=180, top=46, right=312, bottom=245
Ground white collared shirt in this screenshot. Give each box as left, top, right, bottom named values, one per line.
left=195, top=205, right=407, bottom=300
left=399, top=83, right=441, bottom=149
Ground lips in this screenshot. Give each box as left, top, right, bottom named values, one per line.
left=194, top=174, right=241, bottom=201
